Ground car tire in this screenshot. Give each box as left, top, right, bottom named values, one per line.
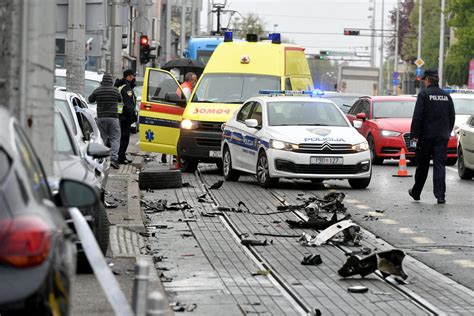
left=368, top=135, right=383, bottom=165
left=446, top=157, right=458, bottom=166
left=139, top=168, right=183, bottom=189
left=458, top=146, right=473, bottom=180
left=348, top=174, right=371, bottom=189
left=223, top=146, right=240, bottom=181
left=256, top=151, right=279, bottom=188
left=179, top=156, right=198, bottom=173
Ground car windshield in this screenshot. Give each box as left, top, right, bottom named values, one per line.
left=452, top=98, right=474, bottom=115
left=54, top=76, right=100, bottom=99
left=373, top=101, right=415, bottom=118
left=54, top=113, right=76, bottom=156
left=55, top=99, right=77, bottom=134
left=192, top=74, right=280, bottom=104
left=267, top=101, right=349, bottom=127
left=323, top=96, right=359, bottom=113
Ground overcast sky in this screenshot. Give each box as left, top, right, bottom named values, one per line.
left=201, top=0, right=401, bottom=67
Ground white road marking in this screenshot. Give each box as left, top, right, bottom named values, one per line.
left=454, top=260, right=474, bottom=268
left=431, top=248, right=453, bottom=255
left=411, top=236, right=434, bottom=244
left=399, top=227, right=415, bottom=234
left=355, top=204, right=371, bottom=209
left=345, top=199, right=360, bottom=204
left=366, top=211, right=385, bottom=217
left=380, top=219, right=398, bottom=225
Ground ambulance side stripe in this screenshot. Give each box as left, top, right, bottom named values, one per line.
left=140, top=102, right=185, bottom=116
left=139, top=116, right=180, bottom=129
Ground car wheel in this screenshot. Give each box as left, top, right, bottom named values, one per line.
left=458, top=146, right=473, bottom=180
left=348, top=177, right=371, bottom=189
left=179, top=156, right=198, bottom=173
left=256, top=151, right=278, bottom=188
left=223, top=146, right=240, bottom=181
left=368, top=135, right=383, bottom=165
left=216, top=160, right=224, bottom=172
left=446, top=157, right=457, bottom=166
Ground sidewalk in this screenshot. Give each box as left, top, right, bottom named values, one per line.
left=72, top=135, right=172, bottom=316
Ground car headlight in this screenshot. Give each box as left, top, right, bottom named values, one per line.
left=352, top=141, right=369, bottom=152
left=270, top=139, right=299, bottom=151
left=451, top=130, right=456, bottom=137
left=181, top=119, right=199, bottom=130
left=380, top=130, right=401, bottom=137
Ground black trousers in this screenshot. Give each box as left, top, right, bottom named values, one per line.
left=118, top=120, right=131, bottom=162
left=412, top=135, right=449, bottom=199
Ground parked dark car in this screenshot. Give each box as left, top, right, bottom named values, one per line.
left=51, top=110, right=110, bottom=269
left=0, top=107, right=98, bottom=315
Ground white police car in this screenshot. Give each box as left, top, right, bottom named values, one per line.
left=221, top=91, right=372, bottom=188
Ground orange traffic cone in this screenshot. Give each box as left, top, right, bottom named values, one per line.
left=392, top=148, right=412, bottom=177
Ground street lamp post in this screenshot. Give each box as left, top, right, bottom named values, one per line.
left=439, top=0, right=446, bottom=86
left=378, top=0, right=385, bottom=95
left=416, top=0, right=423, bottom=93
left=393, top=0, right=400, bottom=95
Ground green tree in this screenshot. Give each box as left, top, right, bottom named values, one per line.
left=445, top=0, right=474, bottom=86
left=388, top=0, right=415, bottom=62
left=234, top=13, right=266, bottom=39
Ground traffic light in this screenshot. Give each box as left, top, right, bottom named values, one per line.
left=320, top=50, right=330, bottom=56
left=140, top=35, right=151, bottom=64
left=344, top=28, right=360, bottom=36
left=314, top=54, right=325, bottom=60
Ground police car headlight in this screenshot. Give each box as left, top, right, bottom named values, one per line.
left=352, top=141, right=369, bottom=152
left=181, top=119, right=199, bottom=130
left=270, top=139, right=299, bottom=151
left=380, top=130, right=401, bottom=137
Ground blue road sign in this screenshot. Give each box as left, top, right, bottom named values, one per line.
left=392, top=78, right=400, bottom=85
left=416, top=67, right=423, bottom=76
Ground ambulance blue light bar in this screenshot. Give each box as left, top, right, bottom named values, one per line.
left=443, top=88, right=474, bottom=94
left=259, top=89, right=324, bottom=97
left=224, top=31, right=233, bottom=42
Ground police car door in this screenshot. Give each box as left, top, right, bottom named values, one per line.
left=232, top=101, right=255, bottom=170
left=240, top=101, right=263, bottom=171
left=140, top=69, right=186, bottom=155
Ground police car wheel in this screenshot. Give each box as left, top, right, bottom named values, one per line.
left=458, top=146, right=473, bottom=180
left=223, top=146, right=240, bottom=181
left=348, top=177, right=371, bottom=189
left=256, top=152, right=278, bottom=188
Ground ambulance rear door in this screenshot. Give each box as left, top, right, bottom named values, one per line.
left=140, top=68, right=186, bottom=155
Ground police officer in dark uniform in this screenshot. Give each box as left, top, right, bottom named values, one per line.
left=114, top=69, right=138, bottom=164
left=408, top=69, right=455, bottom=204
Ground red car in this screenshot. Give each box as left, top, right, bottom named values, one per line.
left=347, top=96, right=458, bottom=165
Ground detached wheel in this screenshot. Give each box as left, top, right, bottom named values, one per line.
left=458, top=146, right=473, bottom=180
left=446, top=157, right=458, bottom=166
left=368, top=135, right=383, bottom=165
left=223, top=146, right=240, bottom=181
left=139, top=168, right=182, bottom=189
left=179, top=157, right=198, bottom=173
left=256, top=151, right=278, bottom=188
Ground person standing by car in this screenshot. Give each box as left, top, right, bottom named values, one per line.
left=409, top=69, right=455, bottom=204
left=115, top=69, right=138, bottom=165
left=88, top=73, right=122, bottom=169
left=178, top=72, right=197, bottom=100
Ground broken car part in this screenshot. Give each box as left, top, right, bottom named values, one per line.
left=310, top=220, right=360, bottom=246
left=241, top=239, right=273, bottom=246
left=208, top=180, right=224, bottom=190
left=301, top=254, right=323, bottom=266
left=347, top=286, right=369, bottom=293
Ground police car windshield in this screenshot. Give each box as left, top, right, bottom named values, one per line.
left=192, top=74, right=280, bottom=104
left=452, top=98, right=474, bottom=115
left=373, top=101, right=415, bottom=118
left=267, top=101, right=349, bottom=127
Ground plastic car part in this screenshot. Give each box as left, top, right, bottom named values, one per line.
left=347, top=286, right=369, bottom=293
left=208, top=180, right=224, bottom=190
left=338, top=249, right=408, bottom=279
left=301, top=254, right=323, bottom=266
left=309, top=219, right=358, bottom=246
left=241, top=239, right=273, bottom=246
left=287, top=213, right=351, bottom=230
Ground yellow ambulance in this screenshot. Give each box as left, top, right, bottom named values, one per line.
left=139, top=32, right=313, bottom=172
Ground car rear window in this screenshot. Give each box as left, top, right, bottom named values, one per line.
left=0, top=149, right=11, bottom=183
left=373, top=101, right=415, bottom=118
left=267, top=101, right=349, bottom=127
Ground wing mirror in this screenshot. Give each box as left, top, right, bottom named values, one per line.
left=353, top=120, right=363, bottom=129
left=356, top=113, right=367, bottom=121
left=87, top=143, right=110, bottom=159
left=244, top=119, right=259, bottom=128
left=59, top=179, right=98, bottom=208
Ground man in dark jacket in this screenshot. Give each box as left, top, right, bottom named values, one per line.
left=409, top=69, right=455, bottom=204
left=114, top=69, right=138, bottom=164
left=88, top=73, right=122, bottom=169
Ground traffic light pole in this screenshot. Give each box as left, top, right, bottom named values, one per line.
left=416, top=0, right=423, bottom=93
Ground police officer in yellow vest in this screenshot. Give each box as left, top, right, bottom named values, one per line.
left=114, top=69, right=138, bottom=164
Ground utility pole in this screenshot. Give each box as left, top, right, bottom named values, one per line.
left=0, top=0, right=56, bottom=173
left=110, top=0, right=123, bottom=80
left=165, top=0, right=172, bottom=62
left=416, top=0, right=423, bottom=93
left=207, top=0, right=213, bottom=34
left=66, top=0, right=86, bottom=96
left=439, top=0, right=446, bottom=86
left=370, top=0, right=376, bottom=67
left=213, top=3, right=225, bottom=34
left=378, top=0, right=385, bottom=95
left=191, top=0, right=197, bottom=37
left=393, top=0, right=400, bottom=95
left=180, top=0, right=186, bottom=57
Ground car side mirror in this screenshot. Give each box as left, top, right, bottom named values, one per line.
left=356, top=112, right=367, bottom=121
left=244, top=119, right=259, bottom=128
left=165, top=92, right=187, bottom=107
left=87, top=143, right=110, bottom=159
left=353, top=120, right=363, bottom=129
left=59, top=179, right=98, bottom=208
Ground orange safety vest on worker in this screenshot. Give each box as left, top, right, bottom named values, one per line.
left=176, top=81, right=193, bottom=100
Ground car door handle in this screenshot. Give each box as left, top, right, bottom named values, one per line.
left=144, top=104, right=151, bottom=110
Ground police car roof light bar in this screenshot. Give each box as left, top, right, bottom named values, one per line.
left=258, top=89, right=325, bottom=97
left=443, top=88, right=474, bottom=94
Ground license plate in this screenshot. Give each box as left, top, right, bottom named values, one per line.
left=209, top=150, right=222, bottom=158
left=310, top=156, right=343, bottom=165
left=409, top=140, right=417, bottom=148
